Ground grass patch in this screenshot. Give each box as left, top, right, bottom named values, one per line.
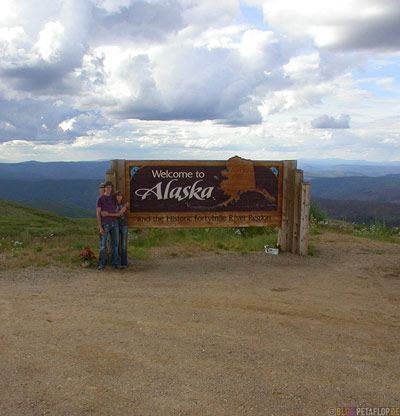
left=0, top=200, right=99, bottom=269
left=307, top=243, right=320, bottom=257
left=129, top=246, right=150, bottom=260
left=128, top=227, right=278, bottom=255
left=2, top=198, right=399, bottom=270
left=311, top=215, right=400, bottom=245
left=0, top=200, right=278, bottom=269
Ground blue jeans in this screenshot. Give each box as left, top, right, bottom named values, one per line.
left=120, top=226, right=129, bottom=267
left=98, top=222, right=120, bottom=268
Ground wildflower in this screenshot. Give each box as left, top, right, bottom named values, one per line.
left=78, top=245, right=97, bottom=264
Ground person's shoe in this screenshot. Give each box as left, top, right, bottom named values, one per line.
left=113, top=265, right=124, bottom=270
left=98, top=265, right=105, bottom=271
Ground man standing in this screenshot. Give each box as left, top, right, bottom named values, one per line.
left=96, top=181, right=123, bottom=270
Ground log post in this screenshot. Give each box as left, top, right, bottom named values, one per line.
left=278, top=160, right=297, bottom=252
left=107, top=160, right=118, bottom=190
left=98, top=183, right=105, bottom=196
left=291, top=169, right=303, bottom=254
left=278, top=162, right=310, bottom=255
left=298, top=182, right=311, bottom=256
left=116, top=160, right=126, bottom=194
left=105, top=160, right=126, bottom=195
left=100, top=165, right=116, bottom=195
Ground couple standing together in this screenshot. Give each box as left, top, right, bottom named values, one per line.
left=96, top=181, right=129, bottom=270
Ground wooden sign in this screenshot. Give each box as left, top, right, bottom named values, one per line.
left=105, top=157, right=310, bottom=254
left=124, top=156, right=283, bottom=228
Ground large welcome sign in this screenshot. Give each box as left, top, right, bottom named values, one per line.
left=105, top=157, right=310, bottom=254
left=124, top=156, right=283, bottom=228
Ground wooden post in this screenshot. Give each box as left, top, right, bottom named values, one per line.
left=298, top=182, right=311, bottom=256
left=278, top=160, right=297, bottom=252
left=105, top=160, right=126, bottom=195
left=291, top=169, right=303, bottom=254
left=105, top=168, right=116, bottom=189
left=278, top=163, right=310, bottom=255
left=114, top=160, right=126, bottom=193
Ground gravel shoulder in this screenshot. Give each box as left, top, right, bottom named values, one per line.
left=0, top=232, right=399, bottom=415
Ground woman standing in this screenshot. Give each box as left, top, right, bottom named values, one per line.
left=115, top=191, right=129, bottom=268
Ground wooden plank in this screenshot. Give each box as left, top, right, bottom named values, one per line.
left=125, top=160, right=130, bottom=204
left=105, top=169, right=116, bottom=189
left=115, top=159, right=125, bottom=193
left=110, top=160, right=117, bottom=172
left=127, top=211, right=282, bottom=229
left=278, top=160, right=297, bottom=252
left=291, top=169, right=303, bottom=253
left=298, top=182, right=311, bottom=256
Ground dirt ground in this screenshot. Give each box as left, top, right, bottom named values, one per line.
left=0, top=232, right=399, bottom=416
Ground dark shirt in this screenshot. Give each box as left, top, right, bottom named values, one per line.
left=96, top=194, right=118, bottom=224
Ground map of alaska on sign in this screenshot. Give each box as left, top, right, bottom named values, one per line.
left=218, top=156, right=276, bottom=207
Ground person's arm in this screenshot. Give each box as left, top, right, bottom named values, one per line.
left=96, top=207, right=104, bottom=235
left=118, top=203, right=129, bottom=215
left=101, top=211, right=120, bottom=217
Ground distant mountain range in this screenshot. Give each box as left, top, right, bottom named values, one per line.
left=1, top=179, right=100, bottom=215
left=299, top=162, right=400, bottom=180
left=309, top=174, right=400, bottom=203
left=0, top=160, right=109, bottom=181
left=313, top=198, right=400, bottom=228
left=0, top=161, right=109, bottom=217
left=0, top=160, right=399, bottom=225
left=2, top=159, right=400, bottom=180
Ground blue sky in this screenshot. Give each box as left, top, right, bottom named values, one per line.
left=0, top=0, right=399, bottom=162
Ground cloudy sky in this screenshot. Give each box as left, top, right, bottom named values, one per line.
left=1, top=0, right=399, bottom=162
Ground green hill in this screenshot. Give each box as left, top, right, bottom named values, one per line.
left=21, top=200, right=95, bottom=218
left=0, top=199, right=95, bottom=238
left=0, top=199, right=98, bottom=269
left=0, top=198, right=71, bottom=222
left=0, top=160, right=109, bottom=181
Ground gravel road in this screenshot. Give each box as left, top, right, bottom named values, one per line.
left=0, top=233, right=399, bottom=415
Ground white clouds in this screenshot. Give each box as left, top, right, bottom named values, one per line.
left=251, top=0, right=400, bottom=51
left=0, top=0, right=400, bottom=162
left=283, top=53, right=319, bottom=81
left=35, top=21, right=65, bottom=61
left=0, top=0, right=19, bottom=23
left=75, top=25, right=288, bottom=125
left=0, top=26, right=28, bottom=57
left=93, top=0, right=132, bottom=13
left=89, top=0, right=184, bottom=45
left=311, top=114, right=351, bottom=129
left=181, top=0, right=240, bottom=28
left=59, top=117, right=76, bottom=132
left=238, top=29, right=277, bottom=59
